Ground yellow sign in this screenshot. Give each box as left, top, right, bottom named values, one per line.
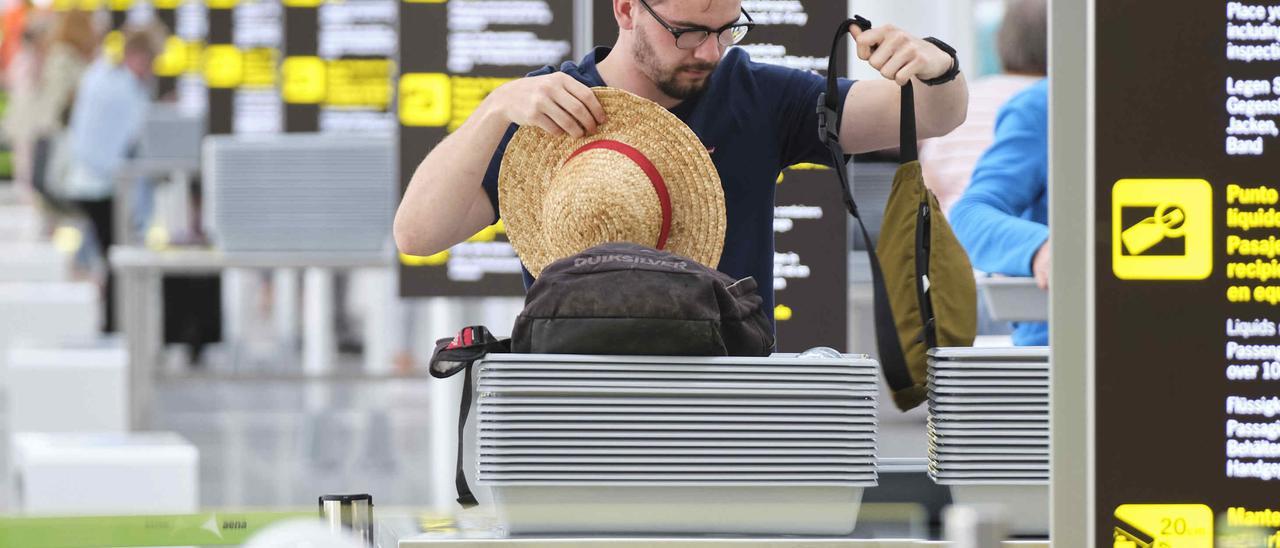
left=281, top=56, right=326, bottom=104
left=325, top=59, right=392, bottom=108
left=104, top=31, right=124, bottom=64
left=774, top=304, right=793, bottom=321
left=241, top=48, right=279, bottom=89
left=153, top=0, right=182, bottom=8
left=1114, top=504, right=1213, bottom=547
left=206, top=0, right=238, bottom=8
left=283, top=0, right=322, bottom=6
left=182, top=41, right=205, bottom=74
left=154, top=37, right=190, bottom=77
left=400, top=251, right=450, bottom=267
left=449, top=76, right=511, bottom=132
left=1112, top=179, right=1212, bottom=280
left=466, top=224, right=497, bottom=243
left=398, top=73, right=450, bottom=127
left=109, top=0, right=133, bottom=10
left=203, top=45, right=244, bottom=89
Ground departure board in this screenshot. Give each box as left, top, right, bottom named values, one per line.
left=317, top=0, right=396, bottom=133
left=175, top=0, right=209, bottom=117
left=233, top=0, right=283, bottom=134
left=736, top=0, right=850, bottom=352
left=397, top=0, right=575, bottom=297
left=1096, top=1, right=1280, bottom=546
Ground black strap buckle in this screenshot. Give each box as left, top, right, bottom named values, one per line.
left=816, top=95, right=841, bottom=146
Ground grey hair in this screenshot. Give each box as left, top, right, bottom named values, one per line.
left=997, top=0, right=1047, bottom=75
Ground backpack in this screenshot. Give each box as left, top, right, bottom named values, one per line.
left=429, top=242, right=775, bottom=506
left=816, top=17, right=978, bottom=410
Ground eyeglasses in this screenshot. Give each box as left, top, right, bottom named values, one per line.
left=635, top=0, right=755, bottom=50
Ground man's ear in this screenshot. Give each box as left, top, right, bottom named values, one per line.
left=615, top=0, right=638, bottom=31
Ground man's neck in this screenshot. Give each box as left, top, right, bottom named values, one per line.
left=595, top=43, right=684, bottom=110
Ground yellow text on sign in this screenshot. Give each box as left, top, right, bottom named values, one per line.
left=449, top=76, right=511, bottom=132
left=281, top=56, right=326, bottom=104
left=1113, top=504, right=1212, bottom=547
left=241, top=48, right=279, bottom=89
left=325, top=59, right=392, bottom=108
left=1111, top=179, right=1212, bottom=280
left=398, top=73, right=451, bottom=127
left=203, top=45, right=244, bottom=89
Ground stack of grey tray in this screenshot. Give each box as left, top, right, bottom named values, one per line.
left=926, top=346, right=1050, bottom=535
left=203, top=134, right=395, bottom=251
left=474, top=352, right=880, bottom=535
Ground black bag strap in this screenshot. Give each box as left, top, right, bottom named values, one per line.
left=815, top=16, right=915, bottom=393
left=428, top=326, right=510, bottom=508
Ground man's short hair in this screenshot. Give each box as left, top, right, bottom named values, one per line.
left=997, top=0, right=1047, bottom=75
left=122, top=21, right=166, bottom=59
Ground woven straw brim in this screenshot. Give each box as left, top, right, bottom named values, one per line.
left=498, top=87, right=726, bottom=278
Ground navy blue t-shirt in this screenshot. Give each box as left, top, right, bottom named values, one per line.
left=482, top=46, right=855, bottom=322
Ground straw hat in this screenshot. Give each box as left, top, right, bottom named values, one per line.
left=498, top=87, right=726, bottom=278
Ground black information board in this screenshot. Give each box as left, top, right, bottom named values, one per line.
left=281, top=0, right=319, bottom=132
left=1096, top=1, right=1280, bottom=545
left=397, top=0, right=574, bottom=297
left=205, top=0, right=234, bottom=135
left=232, top=0, right=282, bottom=134
left=594, top=1, right=850, bottom=352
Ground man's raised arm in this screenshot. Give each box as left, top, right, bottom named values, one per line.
left=393, top=72, right=606, bottom=257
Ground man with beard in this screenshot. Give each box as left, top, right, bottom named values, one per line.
left=395, top=0, right=968, bottom=317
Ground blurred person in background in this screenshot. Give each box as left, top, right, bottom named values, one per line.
left=0, top=0, right=34, bottom=78
left=1, top=6, right=49, bottom=198
left=62, top=22, right=163, bottom=332
left=917, top=0, right=1046, bottom=215
left=27, top=10, right=97, bottom=207
left=947, top=0, right=1049, bottom=346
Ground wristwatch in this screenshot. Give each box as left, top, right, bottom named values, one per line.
left=919, top=37, right=960, bottom=86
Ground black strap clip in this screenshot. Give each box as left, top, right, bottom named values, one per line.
left=816, top=97, right=841, bottom=146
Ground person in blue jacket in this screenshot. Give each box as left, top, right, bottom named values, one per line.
left=949, top=78, right=1049, bottom=346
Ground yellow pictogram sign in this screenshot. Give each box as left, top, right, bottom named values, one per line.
left=774, top=304, right=793, bottom=321
left=401, top=72, right=458, bottom=128
left=1112, top=179, right=1212, bottom=280
left=399, top=73, right=451, bottom=127
left=203, top=45, right=244, bottom=89
left=281, top=56, right=326, bottom=104
left=153, top=37, right=190, bottom=77
left=104, top=31, right=124, bottom=64
left=1113, top=504, right=1213, bottom=547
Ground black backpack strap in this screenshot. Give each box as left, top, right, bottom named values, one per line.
left=428, top=326, right=510, bottom=508
left=815, top=16, right=914, bottom=393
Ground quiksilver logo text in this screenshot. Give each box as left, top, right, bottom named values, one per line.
left=574, top=254, right=688, bottom=270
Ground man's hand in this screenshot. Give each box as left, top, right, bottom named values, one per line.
left=489, top=72, right=607, bottom=138
left=1032, top=241, right=1051, bottom=290
left=849, top=24, right=954, bottom=86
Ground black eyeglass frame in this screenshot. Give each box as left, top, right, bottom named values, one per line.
left=635, top=0, right=756, bottom=50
